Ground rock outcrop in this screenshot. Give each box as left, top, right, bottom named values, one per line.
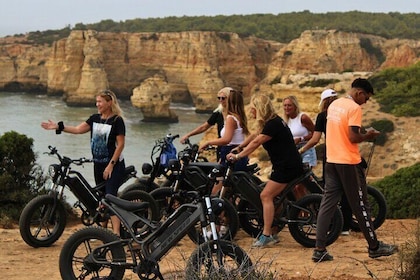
left=131, top=75, right=178, bottom=122
left=0, top=29, right=419, bottom=120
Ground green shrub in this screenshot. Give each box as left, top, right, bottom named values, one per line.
left=369, top=62, right=420, bottom=117
left=299, top=79, right=340, bottom=88
left=216, top=32, right=231, bottom=42
left=367, top=119, right=394, bottom=146
left=0, top=131, right=46, bottom=224
left=372, top=163, right=420, bottom=219
left=360, top=38, right=385, bottom=64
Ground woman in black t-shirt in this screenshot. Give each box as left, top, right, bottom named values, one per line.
left=227, top=94, right=303, bottom=248
left=41, top=89, right=126, bottom=235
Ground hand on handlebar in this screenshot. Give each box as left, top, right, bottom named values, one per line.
left=180, top=135, right=189, bottom=144
left=198, top=142, right=208, bottom=152
left=226, top=152, right=237, bottom=162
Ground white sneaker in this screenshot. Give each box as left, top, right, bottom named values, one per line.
left=341, top=230, right=350, bottom=236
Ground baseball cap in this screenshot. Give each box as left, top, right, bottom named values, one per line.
left=319, top=89, right=337, bottom=106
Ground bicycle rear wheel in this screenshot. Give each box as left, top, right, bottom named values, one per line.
left=349, top=185, right=387, bottom=231
left=288, top=194, right=343, bottom=248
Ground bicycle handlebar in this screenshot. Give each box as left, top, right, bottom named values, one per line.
left=46, top=146, right=92, bottom=166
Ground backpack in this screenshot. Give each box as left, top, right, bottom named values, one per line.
left=160, top=141, right=177, bottom=168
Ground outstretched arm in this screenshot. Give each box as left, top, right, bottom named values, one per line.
left=41, top=120, right=90, bottom=134
left=180, top=121, right=211, bottom=143
left=227, top=133, right=271, bottom=161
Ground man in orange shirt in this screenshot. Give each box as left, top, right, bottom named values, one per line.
left=312, top=78, right=398, bottom=262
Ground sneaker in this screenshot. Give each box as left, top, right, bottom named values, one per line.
left=368, top=241, right=398, bottom=258
left=251, top=234, right=279, bottom=248
left=341, top=230, right=350, bottom=236
left=312, top=250, right=334, bottom=262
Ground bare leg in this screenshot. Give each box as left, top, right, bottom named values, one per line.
left=293, top=183, right=308, bottom=200
left=260, top=180, right=287, bottom=236
left=110, top=215, right=121, bottom=236
left=211, top=181, right=223, bottom=196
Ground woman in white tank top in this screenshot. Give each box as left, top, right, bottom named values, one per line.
left=283, top=95, right=317, bottom=167
left=200, top=89, right=249, bottom=170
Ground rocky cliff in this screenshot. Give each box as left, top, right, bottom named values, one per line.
left=0, top=30, right=419, bottom=120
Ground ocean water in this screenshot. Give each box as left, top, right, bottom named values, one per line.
left=0, top=91, right=209, bottom=200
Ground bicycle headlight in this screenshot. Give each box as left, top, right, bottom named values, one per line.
left=142, top=163, right=153, bottom=175
left=48, top=164, right=60, bottom=181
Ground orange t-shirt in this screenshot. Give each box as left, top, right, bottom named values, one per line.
left=326, top=97, right=362, bottom=164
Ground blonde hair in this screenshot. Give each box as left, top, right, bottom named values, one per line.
left=282, top=95, right=301, bottom=122
left=320, top=96, right=338, bottom=112
left=99, top=89, right=124, bottom=118
left=251, top=94, right=276, bottom=131
left=213, top=87, right=233, bottom=113
left=227, top=90, right=249, bottom=135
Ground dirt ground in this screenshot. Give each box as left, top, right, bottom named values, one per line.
left=0, top=219, right=417, bottom=280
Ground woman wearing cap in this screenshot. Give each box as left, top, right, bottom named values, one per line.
left=180, top=87, right=232, bottom=160
left=298, top=89, right=337, bottom=171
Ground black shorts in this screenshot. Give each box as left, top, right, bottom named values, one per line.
left=269, top=166, right=303, bottom=184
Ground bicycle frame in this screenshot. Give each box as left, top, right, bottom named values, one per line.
left=46, top=146, right=136, bottom=225
left=228, top=167, right=316, bottom=221
left=94, top=190, right=223, bottom=275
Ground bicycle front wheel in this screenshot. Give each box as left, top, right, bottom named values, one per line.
left=185, top=240, right=254, bottom=280
left=59, top=226, right=126, bottom=280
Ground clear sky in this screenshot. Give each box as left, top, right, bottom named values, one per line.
left=1, top=0, right=419, bottom=37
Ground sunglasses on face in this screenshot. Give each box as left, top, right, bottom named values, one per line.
left=217, top=96, right=226, bottom=100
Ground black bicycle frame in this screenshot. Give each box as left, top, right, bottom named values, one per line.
left=97, top=191, right=221, bottom=267
left=227, top=166, right=318, bottom=223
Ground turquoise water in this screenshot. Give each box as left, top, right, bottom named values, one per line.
left=0, top=91, right=208, bottom=199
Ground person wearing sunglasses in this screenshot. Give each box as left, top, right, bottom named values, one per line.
left=180, top=87, right=232, bottom=160
left=199, top=89, right=250, bottom=195
left=41, top=89, right=126, bottom=235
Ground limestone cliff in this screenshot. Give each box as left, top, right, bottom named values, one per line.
left=0, top=30, right=418, bottom=119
